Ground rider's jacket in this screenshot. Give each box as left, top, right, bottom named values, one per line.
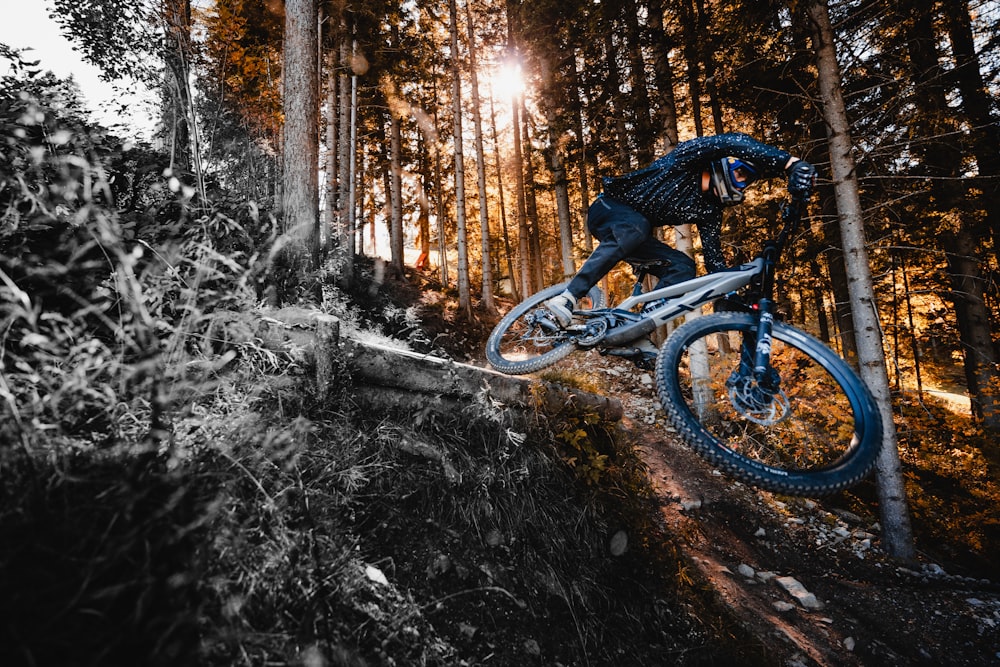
left=601, top=133, right=791, bottom=273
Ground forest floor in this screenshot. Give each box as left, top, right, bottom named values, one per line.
left=396, top=271, right=1000, bottom=666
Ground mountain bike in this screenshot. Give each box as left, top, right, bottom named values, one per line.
left=485, top=198, right=882, bottom=496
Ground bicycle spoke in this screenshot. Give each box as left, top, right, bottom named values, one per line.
left=675, top=327, right=860, bottom=473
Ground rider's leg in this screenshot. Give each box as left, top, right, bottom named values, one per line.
left=628, top=240, right=696, bottom=290
left=565, top=196, right=653, bottom=297
left=546, top=196, right=652, bottom=326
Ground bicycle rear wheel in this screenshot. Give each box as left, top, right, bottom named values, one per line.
left=655, top=312, right=882, bottom=496
left=486, top=283, right=604, bottom=375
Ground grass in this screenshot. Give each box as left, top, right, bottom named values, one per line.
left=1, top=303, right=767, bottom=665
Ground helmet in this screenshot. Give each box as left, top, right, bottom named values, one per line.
left=709, top=157, right=761, bottom=205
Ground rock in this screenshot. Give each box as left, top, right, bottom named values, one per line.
left=609, top=530, right=628, bottom=556
left=523, top=639, right=541, bottom=656
left=738, top=563, right=756, bottom=579
left=754, top=527, right=767, bottom=538
left=844, top=637, right=856, bottom=651
left=773, top=601, right=796, bottom=612
left=756, top=571, right=777, bottom=583
left=429, top=553, right=451, bottom=577
left=832, top=508, right=863, bottom=524
left=775, top=576, right=824, bottom=610
left=680, top=499, right=702, bottom=511
left=365, top=565, right=390, bottom=587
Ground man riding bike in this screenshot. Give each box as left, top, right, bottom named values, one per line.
left=544, top=133, right=817, bottom=334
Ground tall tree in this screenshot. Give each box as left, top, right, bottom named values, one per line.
left=449, top=0, right=473, bottom=317
left=282, top=0, right=320, bottom=266
left=932, top=0, right=1000, bottom=430
left=645, top=0, right=679, bottom=151
left=465, top=0, right=497, bottom=313
left=802, top=0, right=915, bottom=561
left=337, top=24, right=357, bottom=284
left=615, top=0, right=656, bottom=165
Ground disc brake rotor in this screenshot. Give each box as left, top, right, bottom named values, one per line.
left=727, top=377, right=791, bottom=426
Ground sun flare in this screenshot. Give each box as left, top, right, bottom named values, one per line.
left=490, top=62, right=525, bottom=100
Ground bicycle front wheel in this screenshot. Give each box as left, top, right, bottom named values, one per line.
left=655, top=312, right=882, bottom=496
left=486, top=283, right=604, bottom=375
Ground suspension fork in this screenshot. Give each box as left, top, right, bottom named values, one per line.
left=747, top=241, right=780, bottom=389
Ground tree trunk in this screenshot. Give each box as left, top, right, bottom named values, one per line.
left=449, top=0, right=472, bottom=317
left=569, top=57, right=593, bottom=251
left=510, top=78, right=531, bottom=298
left=489, top=89, right=519, bottom=302
left=803, top=0, right=915, bottom=561
left=536, top=53, right=575, bottom=281
left=389, top=110, right=405, bottom=276
left=903, top=0, right=1000, bottom=431
left=163, top=0, right=192, bottom=178
left=335, top=26, right=354, bottom=285
left=520, top=99, right=545, bottom=291
left=603, top=29, right=632, bottom=172
left=695, top=0, right=725, bottom=134
left=464, top=0, right=496, bottom=313
left=324, top=51, right=339, bottom=249
left=645, top=0, right=680, bottom=152
left=429, top=63, right=450, bottom=287
left=282, top=0, right=320, bottom=267
left=941, top=0, right=1000, bottom=255
left=679, top=0, right=705, bottom=137
left=551, top=142, right=575, bottom=280
left=620, top=0, right=656, bottom=165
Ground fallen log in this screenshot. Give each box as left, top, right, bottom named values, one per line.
left=250, top=307, right=623, bottom=423
left=341, top=337, right=623, bottom=422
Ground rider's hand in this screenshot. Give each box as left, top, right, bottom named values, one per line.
left=786, top=160, right=817, bottom=200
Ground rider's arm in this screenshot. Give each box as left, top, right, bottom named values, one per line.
left=697, top=213, right=728, bottom=274
left=672, top=132, right=793, bottom=176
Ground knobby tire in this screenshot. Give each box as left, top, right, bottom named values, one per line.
left=655, top=312, right=882, bottom=496
left=486, top=283, right=604, bottom=375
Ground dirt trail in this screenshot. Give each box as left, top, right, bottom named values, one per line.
left=558, top=350, right=999, bottom=666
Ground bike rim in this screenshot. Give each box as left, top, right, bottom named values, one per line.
left=492, top=307, right=573, bottom=365
left=671, top=320, right=867, bottom=476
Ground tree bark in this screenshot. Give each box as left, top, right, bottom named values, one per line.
left=389, top=109, right=405, bottom=276
left=645, top=0, right=680, bottom=152
left=464, top=0, right=497, bottom=313
left=449, top=0, right=472, bottom=317
left=803, top=0, right=915, bottom=561
left=163, top=0, right=192, bottom=177
left=903, top=0, right=1000, bottom=431
left=324, top=50, right=339, bottom=248
left=569, top=57, right=593, bottom=252
left=335, top=24, right=354, bottom=284
left=282, top=0, right=320, bottom=268
left=620, top=0, right=656, bottom=165
left=520, top=98, right=545, bottom=291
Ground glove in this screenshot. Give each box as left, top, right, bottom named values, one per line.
left=786, top=160, right=817, bottom=200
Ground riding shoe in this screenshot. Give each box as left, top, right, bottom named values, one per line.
left=634, top=337, right=659, bottom=358
left=544, top=291, right=576, bottom=327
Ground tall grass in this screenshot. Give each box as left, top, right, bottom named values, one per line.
left=1, top=55, right=758, bottom=666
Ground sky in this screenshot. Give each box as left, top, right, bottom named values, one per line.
left=0, top=0, right=155, bottom=138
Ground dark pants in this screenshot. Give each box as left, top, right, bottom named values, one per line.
left=565, top=195, right=695, bottom=299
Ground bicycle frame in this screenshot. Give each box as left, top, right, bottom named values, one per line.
left=590, top=259, right=763, bottom=347
left=581, top=199, right=804, bottom=351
